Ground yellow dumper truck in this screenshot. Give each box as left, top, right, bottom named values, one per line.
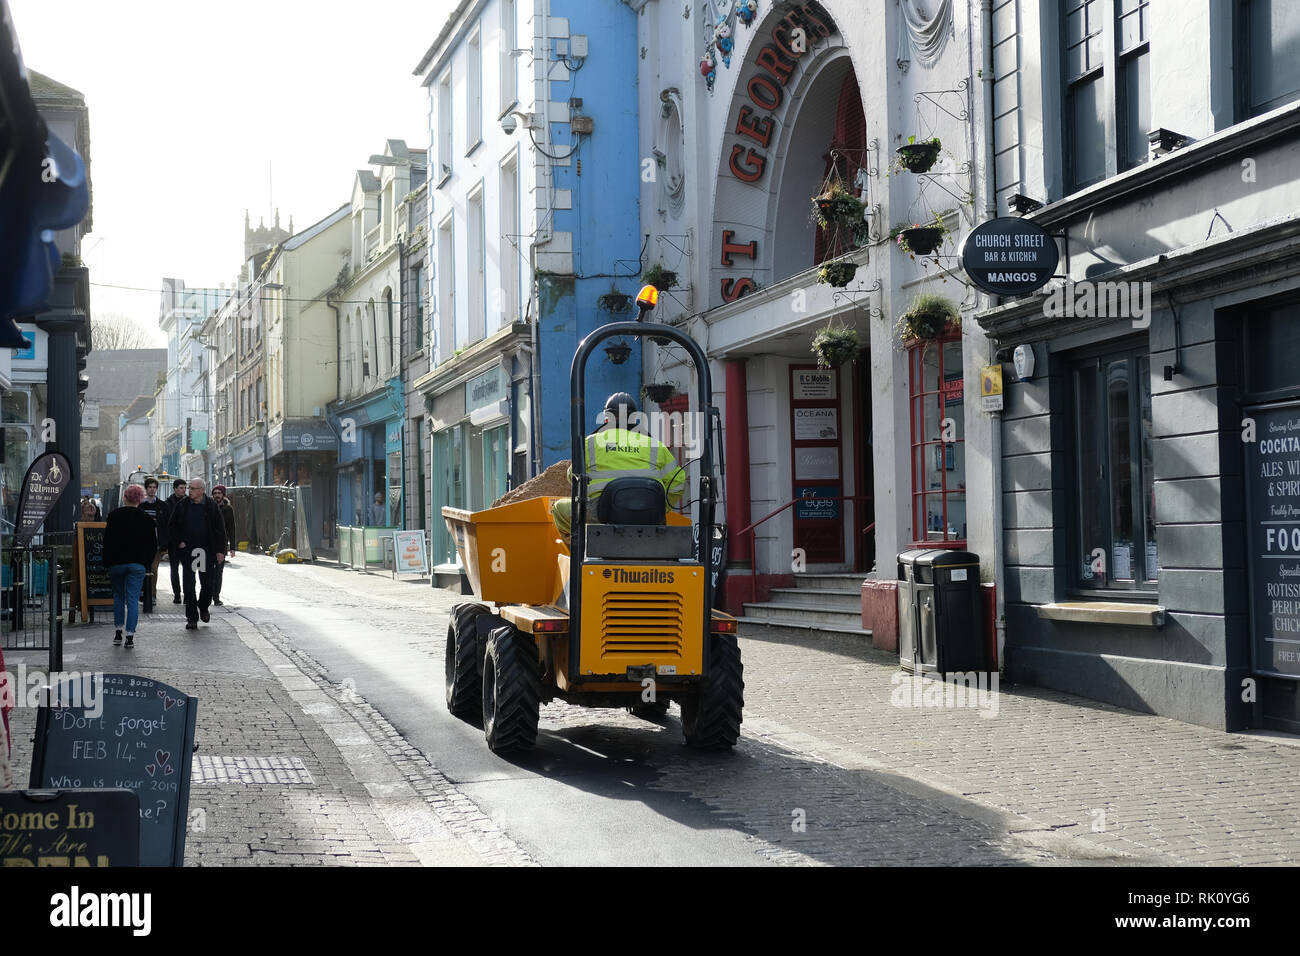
left=442, top=286, right=742, bottom=753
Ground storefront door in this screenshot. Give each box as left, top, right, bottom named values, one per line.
left=790, top=366, right=844, bottom=564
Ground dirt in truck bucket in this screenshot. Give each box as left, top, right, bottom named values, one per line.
left=491, top=460, right=572, bottom=507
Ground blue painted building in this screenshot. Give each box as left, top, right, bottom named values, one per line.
left=413, top=0, right=644, bottom=573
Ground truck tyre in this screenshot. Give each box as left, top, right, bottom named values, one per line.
left=482, top=625, right=541, bottom=753
left=681, top=634, right=744, bottom=749
left=446, top=603, right=487, bottom=719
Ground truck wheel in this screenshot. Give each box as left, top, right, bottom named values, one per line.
left=482, top=625, right=541, bottom=753
left=681, top=634, right=744, bottom=749
left=445, top=603, right=487, bottom=719
left=627, top=700, right=670, bottom=720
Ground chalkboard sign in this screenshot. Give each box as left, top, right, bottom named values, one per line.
left=75, top=521, right=113, bottom=620
left=0, top=789, right=140, bottom=866
left=1245, top=401, right=1300, bottom=680
left=30, top=674, right=198, bottom=867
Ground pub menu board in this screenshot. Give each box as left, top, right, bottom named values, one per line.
left=1246, top=402, right=1300, bottom=679
left=790, top=367, right=844, bottom=563
left=75, top=521, right=114, bottom=619
left=0, top=789, right=140, bottom=866
left=30, top=674, right=198, bottom=866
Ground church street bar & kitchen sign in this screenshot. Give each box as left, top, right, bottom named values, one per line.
left=960, top=216, right=1060, bottom=297
left=717, top=1, right=837, bottom=303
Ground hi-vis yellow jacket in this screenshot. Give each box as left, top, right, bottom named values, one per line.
left=578, top=426, right=685, bottom=507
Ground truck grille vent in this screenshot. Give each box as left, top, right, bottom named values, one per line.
left=601, top=591, right=684, bottom=656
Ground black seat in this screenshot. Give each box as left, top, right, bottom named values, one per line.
left=595, top=477, right=667, bottom=525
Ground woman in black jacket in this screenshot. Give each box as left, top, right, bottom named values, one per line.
left=103, top=484, right=160, bottom=648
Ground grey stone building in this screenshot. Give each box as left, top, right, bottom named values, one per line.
left=975, top=0, right=1300, bottom=732
left=80, top=348, right=166, bottom=495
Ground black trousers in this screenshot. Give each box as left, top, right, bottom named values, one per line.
left=169, top=546, right=183, bottom=597
left=180, top=546, right=214, bottom=623
left=210, top=558, right=225, bottom=601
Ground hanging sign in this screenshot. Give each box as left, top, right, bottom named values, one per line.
left=961, top=217, right=1059, bottom=296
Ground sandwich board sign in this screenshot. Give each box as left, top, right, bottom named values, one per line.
left=392, top=529, right=429, bottom=578
left=30, top=673, right=198, bottom=867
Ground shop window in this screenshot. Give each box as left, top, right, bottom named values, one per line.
left=1239, top=0, right=1300, bottom=119
left=432, top=424, right=465, bottom=565
left=482, top=424, right=508, bottom=509
left=1244, top=302, right=1300, bottom=396
left=908, top=338, right=966, bottom=546
left=1070, top=347, right=1156, bottom=590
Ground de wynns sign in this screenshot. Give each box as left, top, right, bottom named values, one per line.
left=960, top=217, right=1060, bottom=297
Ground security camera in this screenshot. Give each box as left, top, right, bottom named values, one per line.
left=502, top=113, right=518, bottom=135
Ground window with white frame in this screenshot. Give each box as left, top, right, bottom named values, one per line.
left=500, top=0, right=518, bottom=114
left=438, top=214, right=456, bottom=358
left=467, top=185, right=486, bottom=340
left=467, top=27, right=483, bottom=152
left=499, top=152, right=520, bottom=325
left=438, top=70, right=453, bottom=183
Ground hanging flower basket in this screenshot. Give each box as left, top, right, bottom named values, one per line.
left=643, top=264, right=678, bottom=292
left=811, top=181, right=866, bottom=229
left=895, top=293, right=961, bottom=345
left=894, top=136, right=942, bottom=174
left=641, top=382, right=678, bottom=405
left=898, top=227, right=944, bottom=255
left=892, top=213, right=948, bottom=257
left=817, top=260, right=859, bottom=288
left=811, top=322, right=860, bottom=369
left=597, top=290, right=632, bottom=314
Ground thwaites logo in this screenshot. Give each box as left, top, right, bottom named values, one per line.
left=603, top=567, right=676, bottom=584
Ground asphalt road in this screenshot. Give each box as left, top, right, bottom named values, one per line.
left=221, top=555, right=1066, bottom=866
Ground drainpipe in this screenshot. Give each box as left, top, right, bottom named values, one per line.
left=528, top=240, right=542, bottom=475
left=977, top=0, right=1006, bottom=672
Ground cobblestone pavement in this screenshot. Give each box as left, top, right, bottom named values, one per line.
left=5, top=592, right=530, bottom=866
left=11, top=554, right=1299, bottom=866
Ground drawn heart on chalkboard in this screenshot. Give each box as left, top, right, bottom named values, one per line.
left=145, top=764, right=156, bottom=777
left=158, top=692, right=179, bottom=710
left=163, top=763, right=174, bottom=775
left=155, top=749, right=170, bottom=769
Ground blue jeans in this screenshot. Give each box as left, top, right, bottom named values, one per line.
left=110, top=563, right=147, bottom=633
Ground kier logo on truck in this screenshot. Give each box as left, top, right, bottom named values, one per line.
left=603, top=568, right=676, bottom=584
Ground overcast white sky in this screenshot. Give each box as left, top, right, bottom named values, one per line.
left=10, top=0, right=455, bottom=345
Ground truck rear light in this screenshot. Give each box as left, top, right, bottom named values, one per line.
left=712, top=618, right=737, bottom=633
left=533, top=619, right=568, bottom=633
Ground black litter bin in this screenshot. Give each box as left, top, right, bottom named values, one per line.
left=897, top=549, right=985, bottom=675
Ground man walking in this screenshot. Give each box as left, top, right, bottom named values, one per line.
left=167, top=478, right=228, bottom=630
left=137, top=476, right=168, bottom=606
left=211, top=484, right=236, bottom=606
left=165, top=478, right=187, bottom=603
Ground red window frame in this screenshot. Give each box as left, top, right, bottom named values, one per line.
left=907, top=334, right=966, bottom=549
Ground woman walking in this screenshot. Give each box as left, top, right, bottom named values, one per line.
left=103, top=484, right=160, bottom=648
